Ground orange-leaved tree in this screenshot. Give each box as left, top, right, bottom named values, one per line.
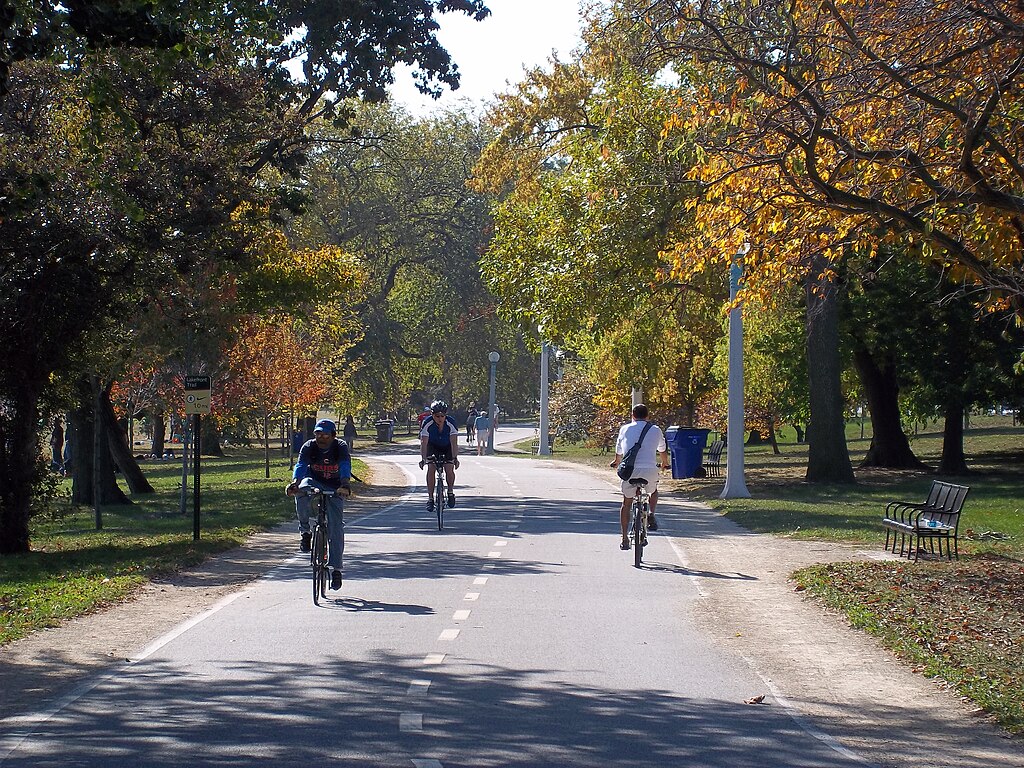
left=639, top=0, right=1024, bottom=314
left=223, top=316, right=329, bottom=478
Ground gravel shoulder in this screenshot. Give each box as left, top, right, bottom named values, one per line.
left=4, top=455, right=1023, bottom=767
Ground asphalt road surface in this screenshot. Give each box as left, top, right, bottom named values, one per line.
left=0, top=447, right=873, bottom=767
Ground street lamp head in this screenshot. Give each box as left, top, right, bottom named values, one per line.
left=488, top=351, right=500, bottom=363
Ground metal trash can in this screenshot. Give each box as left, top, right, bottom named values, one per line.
left=374, top=420, right=393, bottom=442
left=665, top=427, right=711, bottom=479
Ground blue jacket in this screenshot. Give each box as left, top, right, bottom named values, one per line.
left=293, top=438, right=351, bottom=489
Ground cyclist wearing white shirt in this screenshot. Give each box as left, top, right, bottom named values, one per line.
left=609, top=404, right=668, bottom=551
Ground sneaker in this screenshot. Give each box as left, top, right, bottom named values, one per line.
left=620, top=538, right=630, bottom=551
left=647, top=514, right=659, bottom=531
left=299, top=532, right=311, bottom=553
left=427, top=498, right=435, bottom=511
left=447, top=491, right=456, bottom=508
left=330, top=569, right=343, bottom=590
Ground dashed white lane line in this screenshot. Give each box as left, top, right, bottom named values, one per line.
left=493, top=540, right=507, bottom=547
left=486, top=551, right=502, bottom=558
left=407, top=679, right=431, bottom=696
left=473, top=577, right=488, bottom=585
left=453, top=610, right=471, bottom=621
left=438, top=629, right=460, bottom=641
left=423, top=654, right=445, bottom=665
left=464, top=592, right=480, bottom=601
left=399, top=714, right=423, bottom=732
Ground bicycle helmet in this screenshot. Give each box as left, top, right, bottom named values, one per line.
left=430, top=400, right=448, bottom=413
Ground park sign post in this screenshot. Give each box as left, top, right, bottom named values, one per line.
left=183, top=375, right=212, bottom=415
left=184, top=375, right=212, bottom=539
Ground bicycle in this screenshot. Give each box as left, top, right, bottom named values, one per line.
left=425, top=454, right=453, bottom=530
left=303, top=486, right=339, bottom=605
left=628, top=478, right=651, bottom=568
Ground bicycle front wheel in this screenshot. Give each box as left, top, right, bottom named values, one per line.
left=435, top=473, right=445, bottom=530
left=632, top=500, right=644, bottom=568
left=311, top=524, right=328, bottom=605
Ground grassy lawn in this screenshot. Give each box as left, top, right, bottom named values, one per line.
left=0, top=449, right=368, bottom=646
left=533, top=416, right=1024, bottom=733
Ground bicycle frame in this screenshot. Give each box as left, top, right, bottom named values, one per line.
left=426, top=455, right=452, bottom=530
left=629, top=481, right=650, bottom=568
left=304, top=487, right=338, bottom=605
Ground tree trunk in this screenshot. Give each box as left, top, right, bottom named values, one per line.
left=0, top=384, right=41, bottom=553
left=851, top=347, right=928, bottom=469
left=804, top=266, right=856, bottom=484
left=200, top=416, right=223, bottom=457
left=71, top=377, right=131, bottom=508
left=99, top=382, right=155, bottom=494
left=263, top=410, right=271, bottom=479
left=745, top=429, right=766, bottom=445
left=793, top=424, right=805, bottom=443
left=151, top=410, right=166, bottom=457
left=768, top=420, right=781, bottom=455
left=938, top=401, right=970, bottom=475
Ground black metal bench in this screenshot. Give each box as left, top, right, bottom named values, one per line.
left=703, top=440, right=725, bottom=478
left=881, top=480, right=969, bottom=561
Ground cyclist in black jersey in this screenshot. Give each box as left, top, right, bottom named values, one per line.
left=419, top=400, right=460, bottom=511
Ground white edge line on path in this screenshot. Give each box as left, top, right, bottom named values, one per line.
left=0, top=548, right=307, bottom=763
left=0, top=588, right=253, bottom=765
left=1, top=457, right=423, bottom=765
left=658, top=496, right=877, bottom=768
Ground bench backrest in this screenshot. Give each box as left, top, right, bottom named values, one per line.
left=922, top=479, right=943, bottom=507
left=920, top=483, right=970, bottom=528
left=706, top=441, right=724, bottom=460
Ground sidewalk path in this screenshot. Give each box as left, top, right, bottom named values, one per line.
left=3, top=455, right=1022, bottom=767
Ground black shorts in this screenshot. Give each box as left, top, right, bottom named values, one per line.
left=427, top=445, right=453, bottom=462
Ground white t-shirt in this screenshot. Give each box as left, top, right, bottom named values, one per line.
left=614, top=420, right=667, bottom=471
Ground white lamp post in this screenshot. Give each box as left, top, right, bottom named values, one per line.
left=539, top=339, right=551, bottom=455
left=487, top=351, right=500, bottom=455
left=721, top=246, right=751, bottom=498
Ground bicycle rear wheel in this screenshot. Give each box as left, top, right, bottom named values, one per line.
left=632, top=499, right=644, bottom=568
left=435, top=471, right=445, bottom=530
left=311, top=523, right=328, bottom=605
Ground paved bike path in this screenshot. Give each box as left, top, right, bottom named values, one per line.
left=1, top=453, right=873, bottom=767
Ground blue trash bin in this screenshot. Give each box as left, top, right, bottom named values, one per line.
left=665, top=427, right=711, bottom=479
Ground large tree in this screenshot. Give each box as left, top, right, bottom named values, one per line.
left=0, top=1, right=493, bottom=553
left=634, top=0, right=1024, bottom=315
left=291, top=105, right=534, bottom=420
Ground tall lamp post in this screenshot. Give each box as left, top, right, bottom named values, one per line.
left=538, top=339, right=551, bottom=455
left=487, top=351, right=500, bottom=455
left=721, top=246, right=751, bottom=499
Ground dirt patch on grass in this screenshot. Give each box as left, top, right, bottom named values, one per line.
left=796, top=555, right=1024, bottom=733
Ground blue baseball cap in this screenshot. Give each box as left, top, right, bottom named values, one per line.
left=313, top=419, right=336, bottom=434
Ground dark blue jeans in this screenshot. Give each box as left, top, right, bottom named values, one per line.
left=295, top=479, right=344, bottom=570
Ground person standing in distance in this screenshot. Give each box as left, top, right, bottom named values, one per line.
left=609, top=404, right=668, bottom=551
left=473, top=409, right=491, bottom=456
left=419, top=400, right=459, bottom=510
left=343, top=414, right=358, bottom=451
left=286, top=419, right=351, bottom=590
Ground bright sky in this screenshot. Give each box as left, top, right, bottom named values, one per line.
left=390, top=0, right=588, bottom=116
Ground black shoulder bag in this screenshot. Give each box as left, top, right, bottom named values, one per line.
left=616, top=422, right=654, bottom=481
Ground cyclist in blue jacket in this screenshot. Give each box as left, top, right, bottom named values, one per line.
left=286, top=419, right=351, bottom=590
left=419, top=400, right=460, bottom=511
